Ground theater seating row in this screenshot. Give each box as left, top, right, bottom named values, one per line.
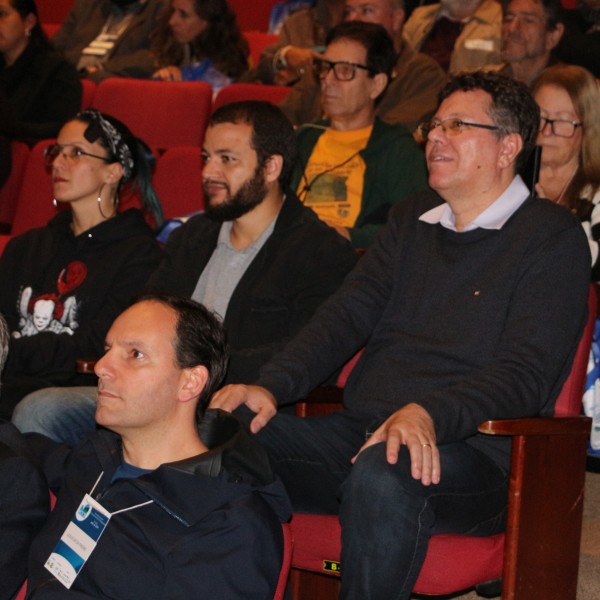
left=0, top=80, right=291, bottom=234
left=37, top=0, right=284, bottom=34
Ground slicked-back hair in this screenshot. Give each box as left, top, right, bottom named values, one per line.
left=132, top=293, right=229, bottom=416
left=439, top=71, right=540, bottom=173
left=208, top=100, right=297, bottom=190
left=325, top=21, right=397, bottom=80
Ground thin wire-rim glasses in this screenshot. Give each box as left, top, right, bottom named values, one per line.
left=418, top=118, right=501, bottom=140
left=44, top=143, right=112, bottom=167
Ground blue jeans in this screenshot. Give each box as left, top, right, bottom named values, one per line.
left=12, top=387, right=97, bottom=446
left=251, top=410, right=508, bottom=600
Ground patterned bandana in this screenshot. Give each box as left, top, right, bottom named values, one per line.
left=77, top=109, right=135, bottom=181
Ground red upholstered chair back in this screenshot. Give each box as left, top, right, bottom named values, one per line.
left=212, top=83, right=291, bottom=112
left=92, top=79, right=213, bottom=151
left=243, top=31, right=279, bottom=67
left=37, top=0, right=74, bottom=24
left=554, top=292, right=596, bottom=415
left=11, top=140, right=58, bottom=236
left=80, top=79, right=97, bottom=110
left=229, top=0, right=280, bottom=31
left=0, top=141, right=30, bottom=229
left=153, top=146, right=204, bottom=220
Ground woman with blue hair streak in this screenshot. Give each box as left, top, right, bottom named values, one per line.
left=0, top=109, right=164, bottom=417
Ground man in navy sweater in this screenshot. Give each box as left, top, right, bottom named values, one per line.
left=211, top=71, right=591, bottom=599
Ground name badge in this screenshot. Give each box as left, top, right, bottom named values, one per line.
left=45, top=494, right=111, bottom=589
left=464, top=39, right=496, bottom=52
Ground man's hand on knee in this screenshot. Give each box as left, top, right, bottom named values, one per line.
left=209, top=385, right=277, bottom=433
left=352, top=403, right=441, bottom=485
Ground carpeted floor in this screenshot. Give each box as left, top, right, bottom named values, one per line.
left=411, top=470, right=600, bottom=600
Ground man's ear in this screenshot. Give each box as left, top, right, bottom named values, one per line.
left=392, top=8, right=405, bottom=36
left=545, top=23, right=565, bottom=52
left=179, top=365, right=209, bottom=404
left=24, top=13, right=36, bottom=35
left=370, top=72, right=389, bottom=101
left=498, top=132, right=523, bottom=170
left=263, top=154, right=284, bottom=184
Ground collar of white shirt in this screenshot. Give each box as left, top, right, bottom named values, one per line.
left=419, top=175, right=531, bottom=232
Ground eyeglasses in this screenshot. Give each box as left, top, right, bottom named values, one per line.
left=313, top=58, right=373, bottom=81
left=418, top=118, right=500, bottom=139
left=539, top=117, right=582, bottom=138
left=44, top=143, right=111, bottom=167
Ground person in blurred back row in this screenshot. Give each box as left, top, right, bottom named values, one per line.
left=0, top=0, right=81, bottom=142
left=150, top=0, right=249, bottom=92
left=52, top=0, right=167, bottom=81
left=531, top=64, right=600, bottom=277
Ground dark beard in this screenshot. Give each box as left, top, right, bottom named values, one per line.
left=203, top=166, right=268, bottom=222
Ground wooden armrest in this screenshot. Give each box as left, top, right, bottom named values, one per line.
left=478, top=416, right=591, bottom=436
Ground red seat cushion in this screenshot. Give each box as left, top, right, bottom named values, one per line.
left=290, top=513, right=504, bottom=595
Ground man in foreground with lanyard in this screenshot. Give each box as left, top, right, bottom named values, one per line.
left=3, top=293, right=291, bottom=598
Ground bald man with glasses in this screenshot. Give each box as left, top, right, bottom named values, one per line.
left=290, top=20, right=428, bottom=248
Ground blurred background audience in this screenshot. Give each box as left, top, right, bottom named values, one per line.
left=555, top=0, right=600, bottom=77
left=255, top=0, right=344, bottom=85
left=279, top=0, right=447, bottom=131
left=531, top=64, right=600, bottom=276
left=52, top=0, right=167, bottom=81
left=403, top=0, right=503, bottom=72
left=0, top=0, right=81, bottom=143
left=150, top=0, right=249, bottom=91
left=499, top=0, right=565, bottom=85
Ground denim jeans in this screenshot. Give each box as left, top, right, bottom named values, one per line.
left=249, top=410, right=371, bottom=514
left=250, top=410, right=508, bottom=600
left=12, top=386, right=97, bottom=446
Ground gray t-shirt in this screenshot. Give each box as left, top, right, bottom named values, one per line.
left=192, top=219, right=276, bottom=319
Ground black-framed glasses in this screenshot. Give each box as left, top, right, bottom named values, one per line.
left=312, top=58, right=373, bottom=81
left=418, top=118, right=501, bottom=139
left=44, top=143, right=112, bottom=167
left=539, top=117, right=582, bottom=138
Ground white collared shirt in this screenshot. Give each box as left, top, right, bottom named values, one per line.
left=419, top=175, right=531, bottom=232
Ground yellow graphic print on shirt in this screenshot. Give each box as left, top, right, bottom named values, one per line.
left=299, top=125, right=372, bottom=229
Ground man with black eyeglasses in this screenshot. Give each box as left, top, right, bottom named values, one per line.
left=279, top=0, right=447, bottom=131
left=290, top=21, right=428, bottom=248
left=211, top=71, right=590, bottom=599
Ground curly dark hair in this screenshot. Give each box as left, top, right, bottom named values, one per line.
left=439, top=71, right=540, bottom=173
left=152, top=0, right=249, bottom=79
left=208, top=101, right=298, bottom=190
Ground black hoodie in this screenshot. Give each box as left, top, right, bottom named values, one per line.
left=0, top=209, right=163, bottom=416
